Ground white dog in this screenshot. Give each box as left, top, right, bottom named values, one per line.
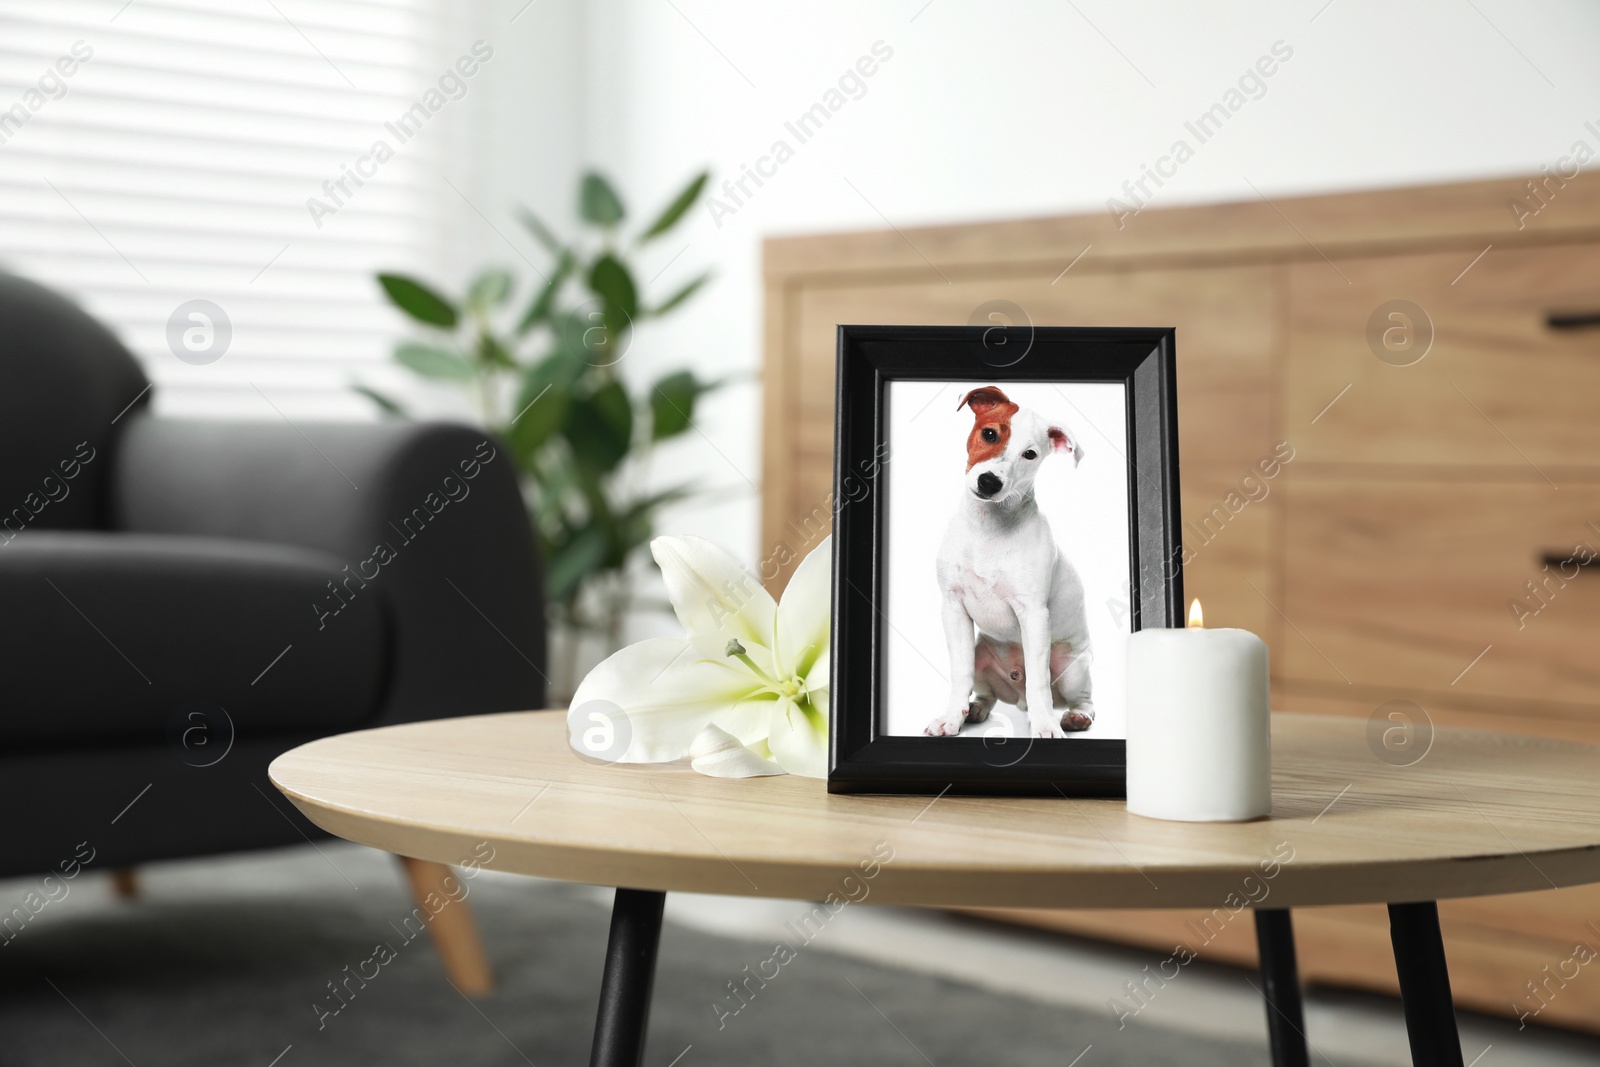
left=924, top=386, right=1096, bottom=739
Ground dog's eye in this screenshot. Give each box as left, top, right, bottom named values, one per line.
left=981, top=428, right=998, bottom=443
left=1022, top=449, right=1038, bottom=460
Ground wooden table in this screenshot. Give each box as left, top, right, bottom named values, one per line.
left=270, top=710, right=1600, bottom=1067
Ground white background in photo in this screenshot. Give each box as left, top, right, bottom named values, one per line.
left=881, top=380, right=1131, bottom=740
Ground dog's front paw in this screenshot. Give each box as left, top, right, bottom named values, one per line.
left=1028, top=713, right=1066, bottom=739
left=924, top=710, right=966, bottom=736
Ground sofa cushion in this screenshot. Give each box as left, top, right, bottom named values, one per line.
left=0, top=532, right=388, bottom=749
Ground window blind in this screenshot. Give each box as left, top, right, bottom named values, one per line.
left=0, top=0, right=466, bottom=419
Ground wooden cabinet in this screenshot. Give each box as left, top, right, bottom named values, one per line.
left=761, top=173, right=1600, bottom=1032
left=1281, top=479, right=1600, bottom=722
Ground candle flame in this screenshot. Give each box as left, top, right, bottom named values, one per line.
left=1188, top=599, right=1204, bottom=628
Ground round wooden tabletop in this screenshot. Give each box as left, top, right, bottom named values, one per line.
left=269, top=710, right=1600, bottom=910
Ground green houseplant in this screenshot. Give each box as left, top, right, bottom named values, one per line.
left=361, top=170, right=719, bottom=696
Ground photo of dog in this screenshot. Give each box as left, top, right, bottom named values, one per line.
left=881, top=380, right=1132, bottom=741
left=923, top=385, right=1096, bottom=739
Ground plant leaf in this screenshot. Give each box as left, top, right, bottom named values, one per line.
left=468, top=268, right=513, bottom=309
left=378, top=273, right=458, bottom=328
left=617, top=508, right=656, bottom=562
left=564, top=378, right=634, bottom=474
left=554, top=309, right=597, bottom=363
left=395, top=342, right=475, bottom=381
left=517, top=250, right=575, bottom=335
left=649, top=271, right=710, bottom=317
left=650, top=370, right=717, bottom=440
left=566, top=462, right=621, bottom=567
left=546, top=308, right=609, bottom=367
left=528, top=450, right=577, bottom=520
left=475, top=331, right=517, bottom=370
left=505, top=351, right=580, bottom=455
left=351, top=382, right=407, bottom=419
left=620, top=484, right=694, bottom=518
left=588, top=253, right=638, bottom=321
left=579, top=172, right=626, bottom=227
left=517, top=207, right=564, bottom=255
left=617, top=485, right=694, bottom=554
left=545, top=526, right=608, bottom=603
left=640, top=171, right=709, bottom=242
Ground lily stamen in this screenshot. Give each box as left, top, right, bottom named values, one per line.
left=725, top=638, right=778, bottom=685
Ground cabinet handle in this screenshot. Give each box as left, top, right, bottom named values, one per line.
left=1540, top=551, right=1599, bottom=570
left=1545, top=310, right=1600, bottom=330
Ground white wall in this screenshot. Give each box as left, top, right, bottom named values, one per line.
left=568, top=0, right=1600, bottom=573
left=371, top=0, right=594, bottom=424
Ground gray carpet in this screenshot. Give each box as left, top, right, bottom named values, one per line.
left=0, top=847, right=1325, bottom=1066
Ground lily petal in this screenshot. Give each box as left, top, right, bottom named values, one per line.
left=689, top=724, right=784, bottom=778
left=766, top=697, right=828, bottom=778
left=774, top=535, right=832, bottom=679
left=569, top=637, right=765, bottom=763
left=653, top=535, right=777, bottom=660
left=803, top=647, right=830, bottom=703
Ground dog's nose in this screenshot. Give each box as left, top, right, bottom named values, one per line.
left=976, top=472, right=1002, bottom=498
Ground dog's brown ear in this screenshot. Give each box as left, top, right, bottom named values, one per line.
left=958, top=386, right=1012, bottom=415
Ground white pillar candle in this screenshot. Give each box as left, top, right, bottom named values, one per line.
left=1125, top=602, right=1271, bottom=822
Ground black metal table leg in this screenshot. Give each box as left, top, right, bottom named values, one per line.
left=1388, top=901, right=1464, bottom=1067
left=590, top=888, right=667, bottom=1067
left=1254, top=908, right=1310, bottom=1067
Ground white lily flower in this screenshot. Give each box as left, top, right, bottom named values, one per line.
left=568, top=534, right=832, bottom=778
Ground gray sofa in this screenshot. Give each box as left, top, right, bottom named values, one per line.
left=0, top=271, right=545, bottom=888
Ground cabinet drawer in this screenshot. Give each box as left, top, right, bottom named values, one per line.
left=1288, top=244, right=1600, bottom=468
left=1281, top=478, right=1600, bottom=715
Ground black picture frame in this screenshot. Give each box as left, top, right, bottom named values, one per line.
left=828, top=324, right=1183, bottom=796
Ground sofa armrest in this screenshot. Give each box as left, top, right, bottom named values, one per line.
left=110, top=412, right=546, bottom=722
